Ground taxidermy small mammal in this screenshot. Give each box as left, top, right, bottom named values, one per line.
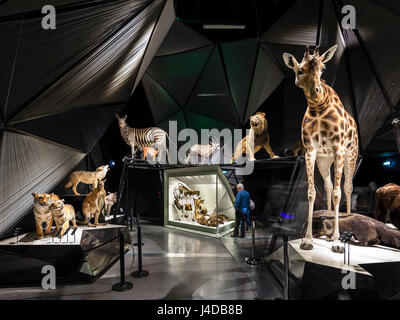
left=32, top=193, right=60, bottom=238
left=65, top=165, right=109, bottom=196
left=81, top=179, right=107, bottom=226
left=105, top=192, right=118, bottom=216
left=185, top=139, right=220, bottom=164
left=50, top=199, right=77, bottom=237
left=142, top=146, right=158, bottom=162
left=232, top=112, right=278, bottom=163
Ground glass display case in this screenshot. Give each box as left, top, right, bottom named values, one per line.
left=164, top=165, right=236, bottom=237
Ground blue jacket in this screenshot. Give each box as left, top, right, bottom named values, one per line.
left=234, top=189, right=250, bottom=215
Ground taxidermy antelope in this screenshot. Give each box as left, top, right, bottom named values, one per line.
left=185, top=139, right=220, bottom=164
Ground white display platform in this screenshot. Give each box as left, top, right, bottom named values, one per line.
left=0, top=224, right=125, bottom=246
left=277, top=238, right=400, bottom=276
left=269, top=237, right=400, bottom=299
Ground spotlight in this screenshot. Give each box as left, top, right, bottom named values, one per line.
left=383, top=160, right=394, bottom=168
left=109, top=160, right=116, bottom=168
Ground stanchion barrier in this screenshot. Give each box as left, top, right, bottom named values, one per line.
left=131, top=214, right=149, bottom=278
left=245, top=217, right=262, bottom=265
left=112, top=233, right=133, bottom=292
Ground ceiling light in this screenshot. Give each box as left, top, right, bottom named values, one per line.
left=203, top=24, right=246, bottom=30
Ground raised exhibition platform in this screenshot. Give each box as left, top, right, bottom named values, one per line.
left=269, top=237, right=400, bottom=299
left=0, top=224, right=129, bottom=287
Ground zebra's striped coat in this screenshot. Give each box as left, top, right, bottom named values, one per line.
left=116, top=114, right=169, bottom=163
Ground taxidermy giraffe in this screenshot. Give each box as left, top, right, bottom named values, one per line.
left=283, top=45, right=359, bottom=253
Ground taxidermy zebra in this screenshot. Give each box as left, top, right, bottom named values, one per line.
left=116, top=114, right=170, bottom=163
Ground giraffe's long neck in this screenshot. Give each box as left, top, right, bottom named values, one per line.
left=303, top=81, right=330, bottom=111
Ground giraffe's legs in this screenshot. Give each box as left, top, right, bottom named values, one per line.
left=332, top=147, right=346, bottom=253
left=316, top=156, right=334, bottom=212
left=301, top=148, right=317, bottom=250
left=344, top=151, right=357, bottom=214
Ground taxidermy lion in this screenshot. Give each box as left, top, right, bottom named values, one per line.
left=231, top=112, right=279, bottom=163
left=32, top=193, right=60, bottom=238
left=312, top=210, right=400, bottom=249
left=50, top=200, right=77, bottom=237
left=81, top=179, right=107, bottom=226
left=65, top=164, right=109, bottom=196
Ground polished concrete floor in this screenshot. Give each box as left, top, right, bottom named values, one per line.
left=0, top=222, right=283, bottom=300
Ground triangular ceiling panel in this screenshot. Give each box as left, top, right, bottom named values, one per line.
left=184, top=110, right=234, bottom=133
left=186, top=47, right=240, bottom=126
left=0, top=19, right=24, bottom=115
left=142, top=73, right=181, bottom=123
left=156, top=21, right=213, bottom=56
left=0, top=131, right=84, bottom=238
left=147, top=45, right=213, bottom=106
left=0, top=0, right=89, bottom=17
left=133, top=0, right=176, bottom=91
left=245, top=46, right=284, bottom=121
left=346, top=47, right=390, bottom=149
left=11, top=104, right=123, bottom=153
left=260, top=0, right=320, bottom=46
left=158, top=110, right=187, bottom=133
left=347, top=0, right=400, bottom=115
left=332, top=57, right=353, bottom=115
left=221, top=38, right=258, bottom=122
left=1, top=0, right=151, bottom=119
left=12, top=0, right=163, bottom=122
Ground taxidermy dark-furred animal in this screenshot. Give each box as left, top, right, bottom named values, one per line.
left=65, top=165, right=109, bottom=196
left=50, top=200, right=77, bottom=237
left=32, top=193, right=60, bottom=238
left=312, top=210, right=400, bottom=249
left=81, top=179, right=107, bottom=226
left=374, top=183, right=400, bottom=229
left=232, top=112, right=278, bottom=162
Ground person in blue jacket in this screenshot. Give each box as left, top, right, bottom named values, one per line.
left=231, top=183, right=250, bottom=238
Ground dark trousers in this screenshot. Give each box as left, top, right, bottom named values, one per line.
left=233, top=210, right=246, bottom=236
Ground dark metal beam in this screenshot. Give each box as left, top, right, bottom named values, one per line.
left=8, top=3, right=151, bottom=122
left=336, top=0, right=396, bottom=115
left=332, top=0, right=364, bottom=153
left=316, top=0, right=324, bottom=47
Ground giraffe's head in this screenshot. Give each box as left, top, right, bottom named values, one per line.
left=282, top=45, right=338, bottom=100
